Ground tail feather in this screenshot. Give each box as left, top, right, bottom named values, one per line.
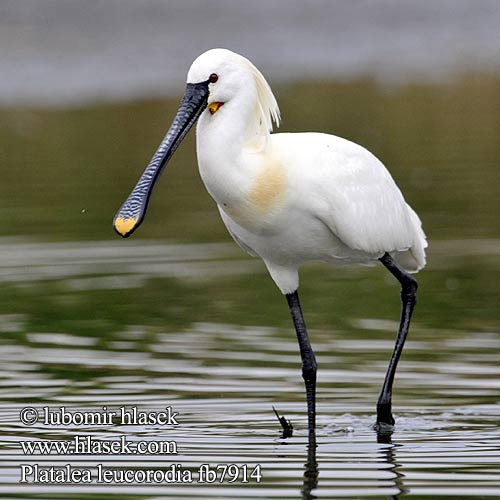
left=394, top=205, right=427, bottom=273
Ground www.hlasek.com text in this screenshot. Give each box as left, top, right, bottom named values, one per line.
left=21, top=435, right=177, bottom=455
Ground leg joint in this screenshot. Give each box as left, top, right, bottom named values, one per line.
left=380, top=253, right=418, bottom=298
left=404, top=274, right=418, bottom=290
left=401, top=274, right=418, bottom=301
left=302, top=359, right=317, bottom=384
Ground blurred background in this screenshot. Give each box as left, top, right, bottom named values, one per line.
left=1, top=0, right=499, bottom=332
left=1, top=1, right=500, bottom=498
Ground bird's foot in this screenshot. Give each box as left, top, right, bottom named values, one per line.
left=374, top=402, right=395, bottom=433
left=373, top=419, right=395, bottom=440
left=273, top=407, right=293, bottom=438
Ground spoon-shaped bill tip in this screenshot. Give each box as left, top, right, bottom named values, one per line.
left=112, top=80, right=210, bottom=239
left=113, top=215, right=139, bottom=238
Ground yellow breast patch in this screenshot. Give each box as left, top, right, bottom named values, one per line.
left=248, top=161, right=287, bottom=213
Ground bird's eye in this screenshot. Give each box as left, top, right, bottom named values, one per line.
left=209, top=73, right=219, bottom=84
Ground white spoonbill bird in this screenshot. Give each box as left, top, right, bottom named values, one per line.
left=114, top=48, right=427, bottom=433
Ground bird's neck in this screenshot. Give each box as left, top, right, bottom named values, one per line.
left=196, top=98, right=272, bottom=217
left=198, top=91, right=267, bottom=152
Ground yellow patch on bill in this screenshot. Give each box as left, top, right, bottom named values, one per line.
left=114, top=216, right=138, bottom=237
left=248, top=161, right=287, bottom=213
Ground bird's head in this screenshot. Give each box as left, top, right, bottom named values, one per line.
left=188, top=49, right=280, bottom=129
left=113, top=48, right=280, bottom=238
left=188, top=48, right=249, bottom=117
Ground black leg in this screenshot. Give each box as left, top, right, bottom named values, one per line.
left=286, top=290, right=317, bottom=434
left=377, top=252, right=418, bottom=427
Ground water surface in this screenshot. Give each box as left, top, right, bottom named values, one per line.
left=0, top=78, right=499, bottom=498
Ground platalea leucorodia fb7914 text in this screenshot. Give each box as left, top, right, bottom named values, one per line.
left=113, top=48, right=427, bottom=434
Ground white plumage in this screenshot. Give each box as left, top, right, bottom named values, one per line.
left=191, top=49, right=427, bottom=293
left=114, top=48, right=427, bottom=432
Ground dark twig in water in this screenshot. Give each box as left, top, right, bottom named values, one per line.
left=273, top=406, right=293, bottom=438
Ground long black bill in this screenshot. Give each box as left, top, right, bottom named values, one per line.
left=113, top=81, right=209, bottom=237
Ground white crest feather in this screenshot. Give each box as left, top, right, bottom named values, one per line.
left=243, top=57, right=281, bottom=136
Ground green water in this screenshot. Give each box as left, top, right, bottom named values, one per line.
left=0, top=77, right=499, bottom=498
left=1, top=77, right=499, bottom=329
left=2, top=77, right=500, bottom=243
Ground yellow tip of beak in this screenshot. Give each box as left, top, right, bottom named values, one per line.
left=114, top=216, right=138, bottom=237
